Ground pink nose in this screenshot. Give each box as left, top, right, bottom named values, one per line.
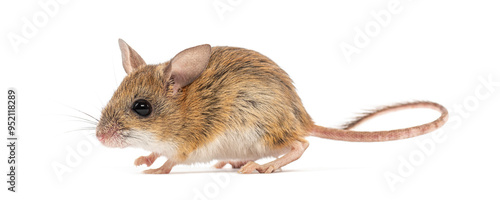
left=96, top=125, right=119, bottom=145
left=97, top=135, right=105, bottom=142
left=96, top=128, right=108, bottom=143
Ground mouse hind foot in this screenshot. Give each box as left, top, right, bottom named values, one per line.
left=214, top=160, right=253, bottom=169
left=238, top=140, right=309, bottom=174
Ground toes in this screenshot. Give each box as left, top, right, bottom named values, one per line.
left=255, top=164, right=279, bottom=173
left=143, top=167, right=171, bottom=174
left=135, top=156, right=157, bottom=167
left=238, top=161, right=259, bottom=174
left=134, top=157, right=146, bottom=166
left=134, top=156, right=152, bottom=167
left=223, top=161, right=281, bottom=174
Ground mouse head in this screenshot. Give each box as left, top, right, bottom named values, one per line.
left=96, top=39, right=211, bottom=149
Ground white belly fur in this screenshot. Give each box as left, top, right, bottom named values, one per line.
left=182, top=128, right=290, bottom=164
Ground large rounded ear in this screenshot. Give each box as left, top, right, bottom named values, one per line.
left=118, top=39, right=146, bottom=74
left=166, top=44, right=212, bottom=93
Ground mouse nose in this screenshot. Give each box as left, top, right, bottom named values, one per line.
left=95, top=127, right=107, bottom=143
left=96, top=130, right=104, bottom=142
left=95, top=125, right=119, bottom=144
left=97, top=134, right=105, bottom=142
left=96, top=130, right=113, bottom=145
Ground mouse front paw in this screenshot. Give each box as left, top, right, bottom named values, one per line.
left=143, top=160, right=176, bottom=174
left=134, top=152, right=160, bottom=167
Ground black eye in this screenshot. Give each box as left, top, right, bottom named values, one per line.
left=132, top=99, right=152, bottom=117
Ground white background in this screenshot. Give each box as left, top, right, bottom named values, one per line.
left=1, top=0, right=499, bottom=199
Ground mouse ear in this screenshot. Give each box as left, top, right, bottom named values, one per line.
left=118, top=39, right=146, bottom=74
left=166, top=44, right=211, bottom=93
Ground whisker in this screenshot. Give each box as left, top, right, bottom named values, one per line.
left=63, top=127, right=97, bottom=134
left=60, top=104, right=100, bottom=122
left=63, top=115, right=99, bottom=125
left=74, top=108, right=100, bottom=122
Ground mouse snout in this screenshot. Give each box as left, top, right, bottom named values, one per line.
left=96, top=132, right=106, bottom=143
left=95, top=127, right=110, bottom=143
left=95, top=125, right=126, bottom=148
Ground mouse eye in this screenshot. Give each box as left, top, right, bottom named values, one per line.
left=132, top=99, right=152, bottom=117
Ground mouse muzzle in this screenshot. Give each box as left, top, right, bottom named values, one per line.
left=96, top=124, right=128, bottom=148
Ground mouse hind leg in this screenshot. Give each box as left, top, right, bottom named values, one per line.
left=238, top=140, right=309, bottom=174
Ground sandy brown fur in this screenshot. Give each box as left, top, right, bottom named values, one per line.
left=98, top=40, right=448, bottom=173
left=174, top=47, right=313, bottom=160
left=100, top=46, right=314, bottom=162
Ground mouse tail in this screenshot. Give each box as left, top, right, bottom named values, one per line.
left=309, top=101, right=448, bottom=142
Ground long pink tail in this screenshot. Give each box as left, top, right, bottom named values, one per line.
left=310, top=101, right=448, bottom=142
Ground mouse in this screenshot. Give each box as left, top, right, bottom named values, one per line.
left=95, top=39, right=448, bottom=174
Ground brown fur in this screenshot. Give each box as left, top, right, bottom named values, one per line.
left=97, top=41, right=448, bottom=173
left=99, top=46, right=314, bottom=162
